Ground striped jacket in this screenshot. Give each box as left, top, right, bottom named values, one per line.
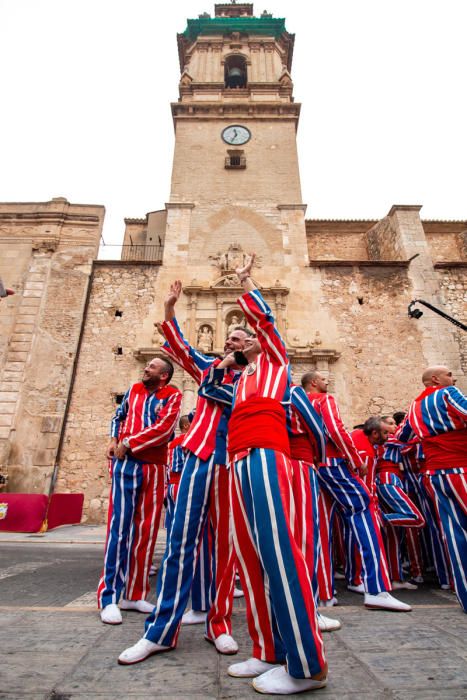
left=376, top=436, right=403, bottom=476
left=168, top=434, right=186, bottom=474
left=398, top=385, right=467, bottom=469
left=111, top=383, right=181, bottom=464
left=287, top=385, right=327, bottom=465
left=161, top=318, right=237, bottom=462
left=234, top=290, right=291, bottom=407
left=307, top=393, right=365, bottom=471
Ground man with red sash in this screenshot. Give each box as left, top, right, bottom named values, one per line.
left=397, top=365, right=467, bottom=612
left=118, top=282, right=250, bottom=664
left=97, top=357, right=181, bottom=624
left=303, top=372, right=410, bottom=612
left=287, top=384, right=342, bottom=632
left=219, top=255, right=327, bottom=695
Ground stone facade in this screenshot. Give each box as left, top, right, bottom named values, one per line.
left=1, top=4, right=465, bottom=524
left=0, top=198, right=104, bottom=494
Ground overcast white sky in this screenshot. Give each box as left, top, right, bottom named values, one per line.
left=1, top=0, right=466, bottom=257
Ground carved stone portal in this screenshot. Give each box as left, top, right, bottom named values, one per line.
left=209, top=243, right=261, bottom=273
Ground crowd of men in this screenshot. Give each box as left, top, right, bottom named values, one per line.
left=97, top=255, right=467, bottom=695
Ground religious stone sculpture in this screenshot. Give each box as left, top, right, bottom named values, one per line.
left=197, top=325, right=214, bottom=353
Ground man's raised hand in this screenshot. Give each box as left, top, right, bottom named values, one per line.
left=164, top=280, right=182, bottom=321
left=236, top=254, right=256, bottom=292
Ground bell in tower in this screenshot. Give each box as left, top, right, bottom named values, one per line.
left=224, top=55, right=247, bottom=88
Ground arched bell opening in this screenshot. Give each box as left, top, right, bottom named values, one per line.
left=224, top=55, right=247, bottom=89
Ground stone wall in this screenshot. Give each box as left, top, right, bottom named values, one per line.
left=314, top=265, right=426, bottom=425
left=366, top=216, right=405, bottom=261
left=423, top=221, right=466, bottom=263
left=56, top=262, right=175, bottom=523
left=0, top=199, right=103, bottom=493
left=306, top=221, right=373, bottom=261
left=437, top=267, right=467, bottom=377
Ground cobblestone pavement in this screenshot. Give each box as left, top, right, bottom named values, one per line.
left=0, top=527, right=466, bottom=699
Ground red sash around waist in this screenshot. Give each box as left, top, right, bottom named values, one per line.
left=421, top=428, right=467, bottom=470
left=376, top=459, right=401, bottom=476
left=289, top=434, right=315, bottom=462
left=168, top=471, right=182, bottom=485
left=228, top=397, right=289, bottom=460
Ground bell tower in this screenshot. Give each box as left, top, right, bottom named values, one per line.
left=148, top=2, right=339, bottom=388
left=170, top=2, right=301, bottom=210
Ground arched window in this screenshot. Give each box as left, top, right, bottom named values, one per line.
left=224, top=55, right=247, bottom=89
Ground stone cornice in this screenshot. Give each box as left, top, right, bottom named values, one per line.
left=0, top=212, right=102, bottom=226
left=165, top=202, right=195, bottom=210
left=171, top=102, right=300, bottom=121
left=287, top=347, right=341, bottom=365
left=434, top=261, right=467, bottom=268
left=387, top=205, right=423, bottom=216
left=309, top=259, right=411, bottom=268
left=93, top=260, right=162, bottom=268
left=277, top=204, right=307, bottom=213
left=182, top=284, right=289, bottom=296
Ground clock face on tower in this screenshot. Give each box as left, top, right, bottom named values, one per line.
left=221, top=125, right=251, bottom=145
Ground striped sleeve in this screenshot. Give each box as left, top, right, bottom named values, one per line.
left=320, top=394, right=365, bottom=470
left=238, top=289, right=287, bottom=365
left=446, top=386, right=467, bottom=417
left=127, top=391, right=182, bottom=453
left=161, top=318, right=213, bottom=384
left=290, top=386, right=326, bottom=463
left=110, top=389, right=130, bottom=438
left=198, top=366, right=235, bottom=407
left=170, top=444, right=185, bottom=472
left=396, top=413, right=416, bottom=442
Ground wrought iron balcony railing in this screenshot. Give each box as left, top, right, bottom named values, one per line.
left=120, top=244, right=163, bottom=262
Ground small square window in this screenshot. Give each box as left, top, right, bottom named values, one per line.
left=225, top=149, right=246, bottom=169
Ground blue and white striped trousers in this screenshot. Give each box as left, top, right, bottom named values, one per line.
left=318, top=461, right=391, bottom=594
left=165, top=480, right=212, bottom=613
left=231, top=448, right=326, bottom=679
left=145, top=452, right=215, bottom=645
left=422, top=467, right=467, bottom=612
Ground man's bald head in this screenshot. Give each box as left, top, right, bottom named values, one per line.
left=422, top=365, right=455, bottom=388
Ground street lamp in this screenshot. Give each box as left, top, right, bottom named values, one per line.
left=407, top=299, right=467, bottom=332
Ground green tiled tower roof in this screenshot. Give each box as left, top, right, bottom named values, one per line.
left=183, top=16, right=287, bottom=40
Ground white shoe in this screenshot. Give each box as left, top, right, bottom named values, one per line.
left=392, top=580, right=418, bottom=590
left=319, top=596, right=338, bottom=608
left=252, top=666, right=327, bottom=694
left=100, top=603, right=122, bottom=625
left=228, top=657, right=280, bottom=678
left=411, top=576, right=424, bottom=584
left=440, top=584, right=452, bottom=591
left=205, top=633, right=239, bottom=655
left=233, top=587, right=245, bottom=598
left=181, top=609, right=207, bottom=625
left=317, top=612, right=341, bottom=632
left=334, top=571, right=345, bottom=580
left=118, top=638, right=171, bottom=665
left=120, top=599, right=155, bottom=613
left=347, top=583, right=365, bottom=594
left=364, top=591, right=412, bottom=612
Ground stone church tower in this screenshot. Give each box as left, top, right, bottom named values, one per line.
left=1, top=3, right=465, bottom=524
left=124, top=1, right=340, bottom=384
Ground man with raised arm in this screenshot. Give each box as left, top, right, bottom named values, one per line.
left=397, top=365, right=467, bottom=612
left=216, top=255, right=327, bottom=695
left=118, top=281, right=251, bottom=663
left=302, top=371, right=411, bottom=612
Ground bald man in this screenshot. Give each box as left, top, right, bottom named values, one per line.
left=398, top=365, right=467, bottom=612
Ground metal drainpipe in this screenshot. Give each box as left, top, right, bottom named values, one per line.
left=41, top=261, right=96, bottom=530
